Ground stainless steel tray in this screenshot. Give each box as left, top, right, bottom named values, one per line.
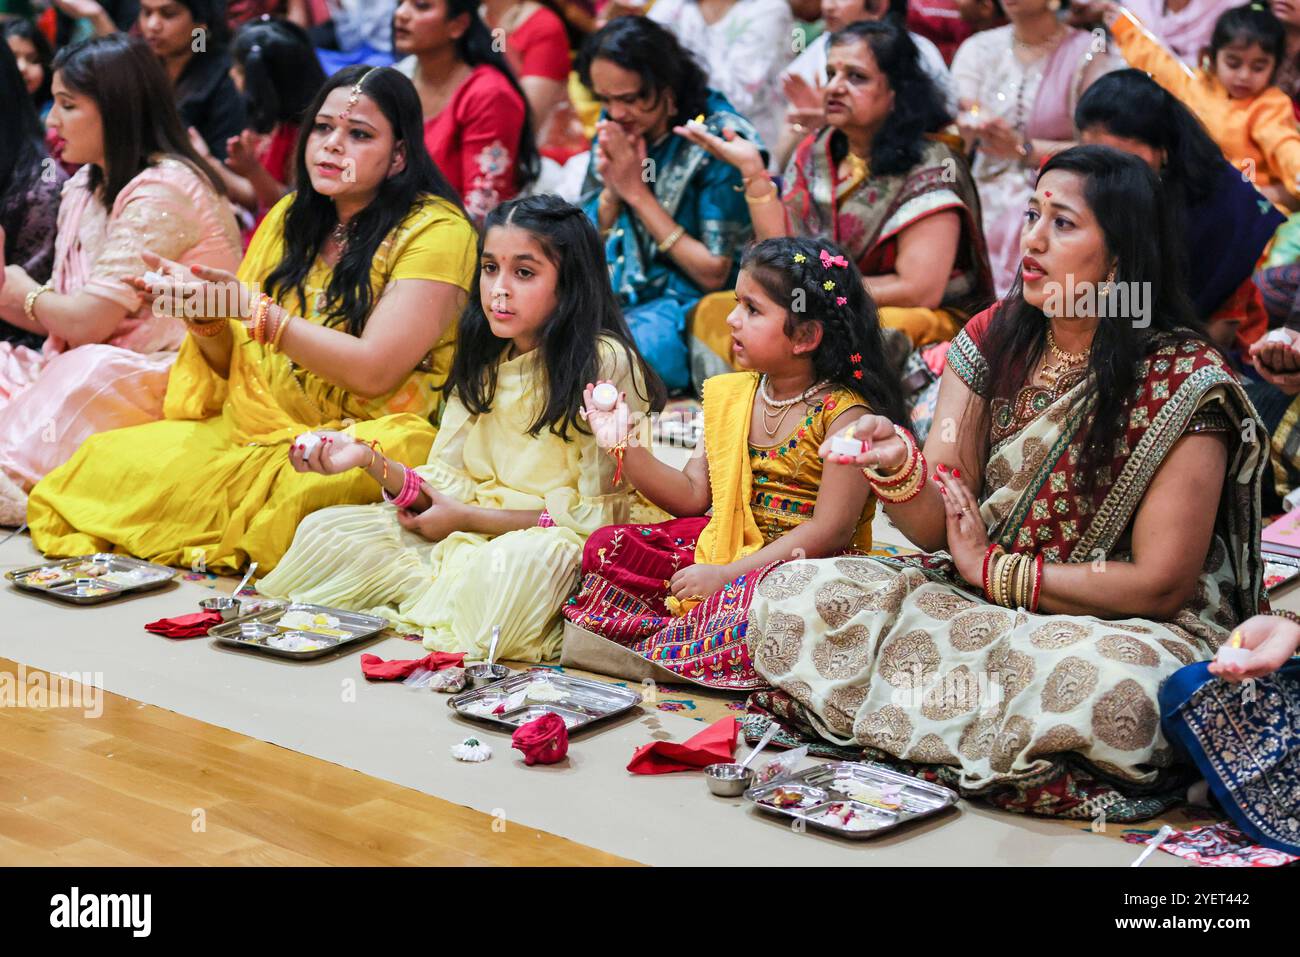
left=209, top=602, right=387, bottom=660
left=744, top=761, right=958, bottom=840
left=448, top=670, right=642, bottom=733
left=5, top=553, right=177, bottom=605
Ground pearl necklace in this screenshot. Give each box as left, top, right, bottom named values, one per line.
left=758, top=375, right=830, bottom=438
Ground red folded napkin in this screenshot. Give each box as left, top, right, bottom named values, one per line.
left=360, top=651, right=466, bottom=680
left=145, top=610, right=223, bottom=638
left=512, top=713, right=569, bottom=765
left=627, top=716, right=738, bottom=774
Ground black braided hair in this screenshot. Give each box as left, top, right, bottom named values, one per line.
left=740, top=236, right=908, bottom=426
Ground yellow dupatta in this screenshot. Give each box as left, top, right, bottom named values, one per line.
left=666, top=372, right=765, bottom=615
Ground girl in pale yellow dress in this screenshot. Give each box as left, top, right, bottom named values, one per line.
left=27, top=66, right=477, bottom=573
left=257, top=195, right=666, bottom=662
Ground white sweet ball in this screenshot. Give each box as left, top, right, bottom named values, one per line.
left=592, top=382, right=620, bottom=412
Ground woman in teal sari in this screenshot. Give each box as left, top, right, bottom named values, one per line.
left=576, top=16, right=757, bottom=393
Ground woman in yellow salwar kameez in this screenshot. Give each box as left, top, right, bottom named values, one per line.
left=27, top=66, right=477, bottom=573
left=258, top=196, right=666, bottom=662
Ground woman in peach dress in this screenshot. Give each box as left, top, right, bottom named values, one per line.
left=0, top=35, right=239, bottom=526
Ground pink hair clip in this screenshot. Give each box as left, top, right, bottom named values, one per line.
left=820, top=249, right=848, bottom=269
left=836, top=296, right=847, bottom=306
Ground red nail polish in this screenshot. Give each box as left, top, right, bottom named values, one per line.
left=939, top=486, right=947, bottom=495
left=952, top=468, right=961, bottom=479
left=936, top=464, right=947, bottom=473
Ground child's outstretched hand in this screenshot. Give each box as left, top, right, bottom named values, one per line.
left=819, top=414, right=909, bottom=472
left=579, top=380, right=633, bottom=449
left=1208, top=614, right=1300, bottom=682
left=289, top=431, right=371, bottom=475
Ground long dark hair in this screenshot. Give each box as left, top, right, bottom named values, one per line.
left=264, top=66, right=465, bottom=338
left=826, top=20, right=951, bottom=177
left=446, top=194, right=667, bottom=439
left=741, top=236, right=909, bottom=427
left=4, top=18, right=53, bottom=109
left=1209, top=2, right=1286, bottom=77
left=0, top=38, right=46, bottom=203
left=442, top=0, right=539, bottom=190
left=1075, top=69, right=1224, bottom=213
left=577, top=16, right=710, bottom=128
left=978, top=146, right=1209, bottom=490
left=52, top=34, right=226, bottom=208
left=231, top=17, right=326, bottom=134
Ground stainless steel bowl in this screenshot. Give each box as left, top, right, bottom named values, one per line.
left=704, top=762, right=755, bottom=797
left=200, top=596, right=241, bottom=621
left=464, top=663, right=510, bottom=689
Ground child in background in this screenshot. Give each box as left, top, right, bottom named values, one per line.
left=1103, top=1, right=1300, bottom=209
left=217, top=17, right=327, bottom=236
left=562, top=236, right=908, bottom=689
left=258, top=196, right=666, bottom=663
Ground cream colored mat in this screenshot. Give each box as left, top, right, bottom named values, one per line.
left=0, top=533, right=1189, bottom=866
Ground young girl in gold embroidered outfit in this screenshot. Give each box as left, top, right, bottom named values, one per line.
left=561, top=236, right=908, bottom=688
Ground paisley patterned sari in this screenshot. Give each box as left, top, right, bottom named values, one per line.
left=748, top=312, right=1266, bottom=806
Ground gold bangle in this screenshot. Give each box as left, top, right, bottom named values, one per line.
left=270, top=307, right=291, bottom=351
left=744, top=186, right=779, bottom=205
left=657, top=224, right=686, bottom=254
left=24, top=282, right=53, bottom=324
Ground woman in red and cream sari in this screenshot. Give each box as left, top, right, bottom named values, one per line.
left=747, top=146, right=1267, bottom=819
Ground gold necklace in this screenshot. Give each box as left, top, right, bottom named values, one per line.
left=842, top=151, right=870, bottom=185
left=1040, top=328, right=1089, bottom=390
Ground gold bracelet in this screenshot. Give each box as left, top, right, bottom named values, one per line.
left=745, top=186, right=779, bottom=205
left=657, top=224, right=685, bottom=254
left=1016, top=553, right=1032, bottom=609
left=24, top=282, right=53, bottom=324
left=270, top=308, right=291, bottom=351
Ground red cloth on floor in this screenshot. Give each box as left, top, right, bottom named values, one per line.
left=512, top=713, right=569, bottom=765
left=360, top=651, right=466, bottom=681
left=627, top=716, right=738, bottom=774
left=145, top=611, right=223, bottom=638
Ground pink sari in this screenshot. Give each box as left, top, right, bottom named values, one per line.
left=0, top=159, right=240, bottom=525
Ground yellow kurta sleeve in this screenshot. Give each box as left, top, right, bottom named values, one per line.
left=162, top=195, right=293, bottom=421
left=1252, top=89, right=1300, bottom=197
left=543, top=337, right=650, bottom=536
left=1111, top=10, right=1200, bottom=105
left=385, top=196, right=478, bottom=288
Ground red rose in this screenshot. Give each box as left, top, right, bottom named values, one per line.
left=511, top=713, right=569, bottom=765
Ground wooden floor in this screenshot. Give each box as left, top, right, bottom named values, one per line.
left=0, top=658, right=636, bottom=866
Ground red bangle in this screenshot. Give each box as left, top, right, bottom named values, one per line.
left=982, top=543, right=1001, bottom=603
left=537, top=509, right=555, bottom=528
left=1029, top=553, right=1044, bottom=612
